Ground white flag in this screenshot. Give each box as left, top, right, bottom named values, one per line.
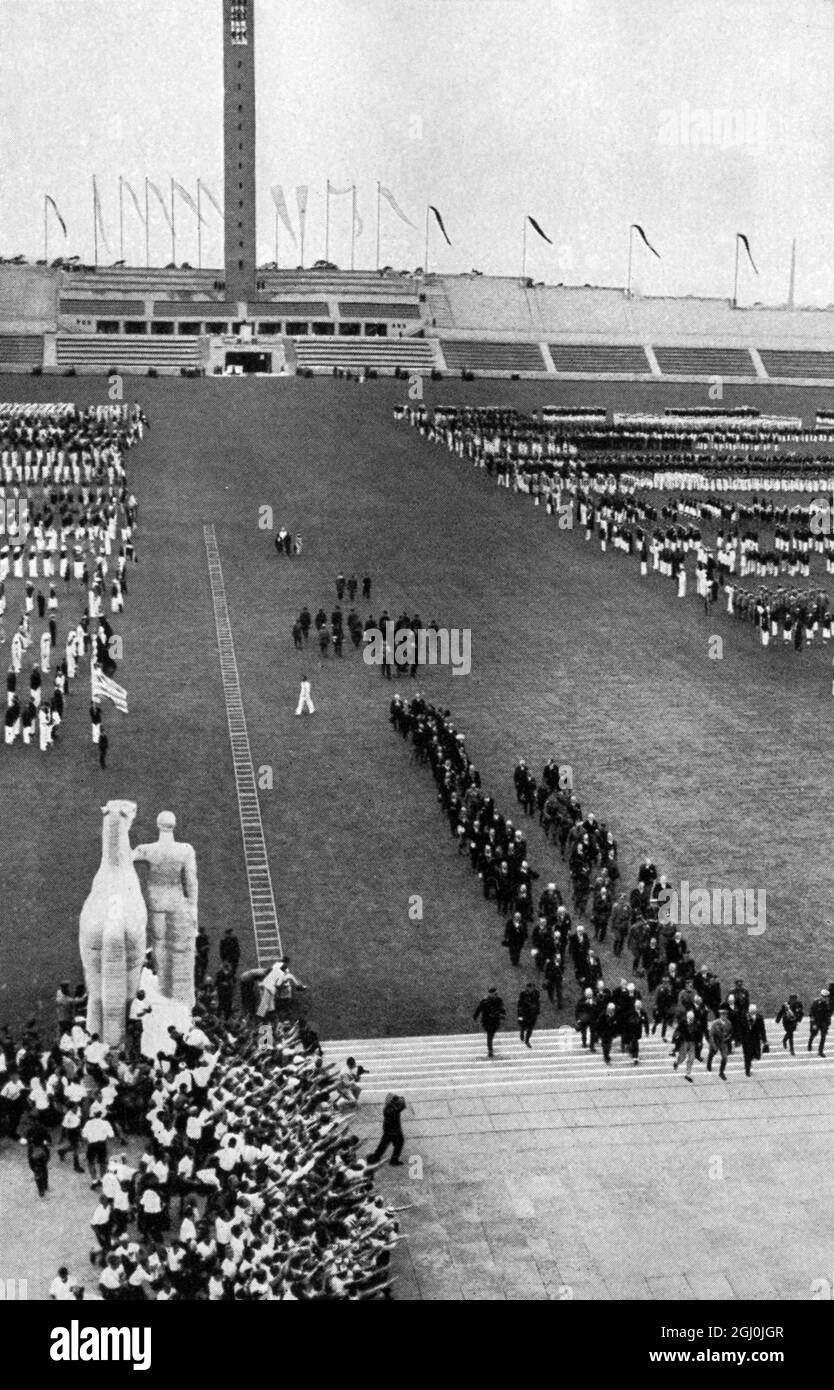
left=295, top=184, right=309, bottom=241
left=147, top=180, right=172, bottom=231
left=201, top=183, right=223, bottom=217
left=379, top=185, right=416, bottom=228
left=122, top=180, right=145, bottom=225
left=329, top=182, right=353, bottom=196
left=173, top=179, right=206, bottom=224
left=270, top=184, right=296, bottom=244
left=354, top=203, right=363, bottom=239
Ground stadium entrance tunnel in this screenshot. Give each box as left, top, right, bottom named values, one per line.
left=224, top=350, right=272, bottom=374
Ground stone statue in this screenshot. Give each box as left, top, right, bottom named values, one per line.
left=132, top=811, right=198, bottom=1010
left=79, top=800, right=148, bottom=1049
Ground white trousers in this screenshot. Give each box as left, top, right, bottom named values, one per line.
left=295, top=693, right=315, bottom=715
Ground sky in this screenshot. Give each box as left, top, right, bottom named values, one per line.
left=1, top=0, right=834, bottom=304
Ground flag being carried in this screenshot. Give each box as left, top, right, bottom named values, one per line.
left=92, top=664, right=128, bottom=714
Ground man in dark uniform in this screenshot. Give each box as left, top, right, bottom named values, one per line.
left=502, top=911, right=527, bottom=967
left=366, top=1093, right=406, bottom=1166
left=219, top=928, right=241, bottom=978
left=706, top=1008, right=733, bottom=1080
left=808, top=989, right=831, bottom=1056
left=740, top=1005, right=769, bottom=1077
left=775, top=993, right=803, bottom=1055
left=473, top=986, right=506, bottom=1058
left=517, top=981, right=540, bottom=1048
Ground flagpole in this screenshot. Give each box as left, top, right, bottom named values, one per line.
left=325, top=180, right=330, bottom=262
left=626, top=225, right=634, bottom=298
left=119, top=177, right=125, bottom=263
left=424, top=204, right=430, bottom=274
left=351, top=185, right=356, bottom=271
left=274, top=207, right=279, bottom=267
left=733, top=234, right=740, bottom=308
left=93, top=176, right=98, bottom=268
left=43, top=196, right=48, bottom=264
left=521, top=215, right=527, bottom=283
left=144, top=178, right=150, bottom=268
left=376, top=181, right=381, bottom=271
left=170, top=177, right=176, bottom=265
left=197, top=180, right=203, bottom=270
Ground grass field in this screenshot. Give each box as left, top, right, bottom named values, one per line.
left=2, top=371, right=834, bottom=1041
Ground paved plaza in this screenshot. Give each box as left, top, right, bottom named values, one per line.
left=5, top=1020, right=834, bottom=1302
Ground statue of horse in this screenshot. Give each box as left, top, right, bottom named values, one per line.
left=79, top=800, right=148, bottom=1049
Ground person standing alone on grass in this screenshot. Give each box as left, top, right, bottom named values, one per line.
left=296, top=674, right=315, bottom=716
left=473, top=986, right=506, bottom=1059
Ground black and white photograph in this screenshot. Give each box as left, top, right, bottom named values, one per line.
left=0, top=0, right=832, bottom=1357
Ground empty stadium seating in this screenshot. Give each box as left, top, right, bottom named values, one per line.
left=759, top=350, right=834, bottom=379
left=55, top=335, right=200, bottom=371
left=292, top=337, right=435, bottom=372
left=548, top=344, right=651, bottom=374
left=0, top=335, right=43, bottom=366
left=653, top=346, right=756, bottom=376
left=441, top=340, right=546, bottom=373
left=338, top=302, right=421, bottom=320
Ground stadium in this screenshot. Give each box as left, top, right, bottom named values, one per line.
left=1, top=0, right=833, bottom=1327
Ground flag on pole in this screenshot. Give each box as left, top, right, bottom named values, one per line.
left=329, top=182, right=353, bottom=196
left=172, top=180, right=206, bottom=223
left=631, top=223, right=661, bottom=258
left=379, top=186, right=416, bottom=228
left=147, top=180, right=173, bottom=230
left=527, top=215, right=553, bottom=245
left=91, top=664, right=128, bottom=714
left=270, top=185, right=296, bottom=243
left=45, top=195, right=67, bottom=238
left=429, top=205, right=452, bottom=246
left=201, top=184, right=223, bottom=217
left=737, top=232, right=758, bottom=275
left=94, top=185, right=112, bottom=256
left=122, top=181, right=146, bottom=224
left=296, top=185, right=309, bottom=245
left=353, top=203, right=363, bottom=238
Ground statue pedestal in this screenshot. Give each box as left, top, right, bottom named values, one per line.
left=139, top=967, right=192, bottom=1058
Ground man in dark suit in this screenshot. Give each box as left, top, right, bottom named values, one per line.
left=808, top=990, right=831, bottom=1056
left=473, top=986, right=506, bottom=1058
left=740, top=1005, right=769, bottom=1077
left=517, top=982, right=540, bottom=1048
left=366, top=1094, right=406, bottom=1166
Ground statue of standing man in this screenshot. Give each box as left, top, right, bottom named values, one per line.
left=133, top=811, right=199, bottom=1010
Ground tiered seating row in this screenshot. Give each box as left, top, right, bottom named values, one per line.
left=653, top=346, right=756, bottom=375
left=293, top=337, right=434, bottom=371
left=55, top=336, right=200, bottom=368
left=548, top=344, right=651, bottom=373
left=441, top=340, right=546, bottom=372
left=759, top=350, right=834, bottom=379
left=0, top=335, right=44, bottom=365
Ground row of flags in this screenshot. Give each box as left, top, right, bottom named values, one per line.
left=43, top=185, right=760, bottom=280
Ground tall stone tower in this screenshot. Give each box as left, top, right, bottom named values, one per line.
left=223, top=0, right=257, bottom=303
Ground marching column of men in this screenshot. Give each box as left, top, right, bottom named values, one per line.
left=392, top=693, right=828, bottom=1080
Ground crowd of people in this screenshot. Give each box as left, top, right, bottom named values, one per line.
left=2, top=951, right=400, bottom=1300
left=397, top=404, right=834, bottom=660
left=389, top=693, right=832, bottom=1080
left=0, top=401, right=143, bottom=758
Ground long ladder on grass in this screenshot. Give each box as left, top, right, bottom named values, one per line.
left=203, top=524, right=282, bottom=966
